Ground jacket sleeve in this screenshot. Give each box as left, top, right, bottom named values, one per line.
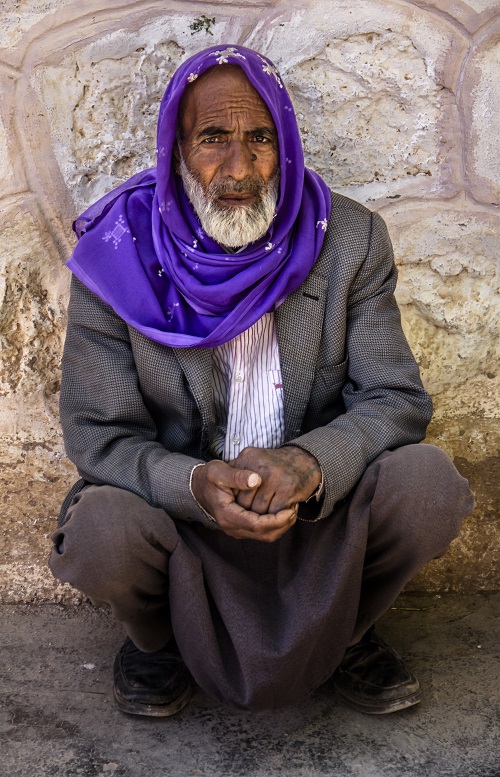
left=59, top=277, right=215, bottom=527
left=291, top=210, right=433, bottom=518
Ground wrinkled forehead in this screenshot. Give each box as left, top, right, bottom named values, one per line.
left=178, top=65, right=274, bottom=133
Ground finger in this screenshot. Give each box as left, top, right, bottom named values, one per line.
left=268, top=490, right=298, bottom=515
left=250, top=485, right=278, bottom=515
left=251, top=507, right=297, bottom=535
left=235, top=486, right=259, bottom=510
left=218, top=503, right=295, bottom=541
left=252, top=509, right=298, bottom=542
left=271, top=507, right=298, bottom=525
left=217, top=502, right=270, bottom=539
left=207, top=462, right=261, bottom=492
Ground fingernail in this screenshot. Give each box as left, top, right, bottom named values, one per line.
left=247, top=473, right=260, bottom=488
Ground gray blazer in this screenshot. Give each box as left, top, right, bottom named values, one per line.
left=60, top=192, right=432, bottom=527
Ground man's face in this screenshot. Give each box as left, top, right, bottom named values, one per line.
left=177, top=66, right=280, bottom=248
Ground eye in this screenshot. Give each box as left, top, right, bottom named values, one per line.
left=252, top=134, right=271, bottom=143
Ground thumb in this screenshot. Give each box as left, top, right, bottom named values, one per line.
left=224, top=468, right=261, bottom=491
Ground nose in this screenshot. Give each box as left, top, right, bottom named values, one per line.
left=220, top=140, right=255, bottom=180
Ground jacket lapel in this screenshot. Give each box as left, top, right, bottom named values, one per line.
left=276, top=270, right=329, bottom=441
left=173, top=347, right=216, bottom=449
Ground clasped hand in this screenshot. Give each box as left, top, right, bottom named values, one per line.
left=191, top=446, right=321, bottom=542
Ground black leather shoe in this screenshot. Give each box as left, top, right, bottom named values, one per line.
left=113, top=637, right=192, bottom=717
left=332, top=629, right=422, bottom=714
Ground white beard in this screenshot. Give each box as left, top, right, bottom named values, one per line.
left=179, top=157, right=279, bottom=249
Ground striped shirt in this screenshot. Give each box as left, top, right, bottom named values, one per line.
left=211, top=312, right=285, bottom=462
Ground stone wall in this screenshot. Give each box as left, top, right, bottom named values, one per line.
left=0, top=0, right=498, bottom=601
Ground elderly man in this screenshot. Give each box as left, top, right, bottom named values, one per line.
left=49, top=45, right=473, bottom=717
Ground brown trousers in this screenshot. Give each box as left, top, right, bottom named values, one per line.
left=49, top=444, right=474, bottom=711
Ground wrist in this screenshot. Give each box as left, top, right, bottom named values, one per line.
left=189, top=463, right=217, bottom=523
left=282, top=444, right=322, bottom=490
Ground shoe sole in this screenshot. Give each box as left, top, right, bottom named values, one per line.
left=335, top=687, right=423, bottom=715
left=113, top=682, right=193, bottom=717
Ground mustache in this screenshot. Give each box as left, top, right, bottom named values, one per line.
left=207, top=176, right=267, bottom=200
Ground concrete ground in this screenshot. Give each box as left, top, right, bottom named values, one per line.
left=1, top=594, right=499, bottom=777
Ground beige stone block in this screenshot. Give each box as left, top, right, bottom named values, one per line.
left=247, top=1, right=467, bottom=202
left=0, top=197, right=69, bottom=440
left=384, top=187, right=500, bottom=593
left=382, top=203, right=499, bottom=402
left=0, top=71, right=26, bottom=195
left=461, top=23, right=500, bottom=205
left=0, top=0, right=76, bottom=49
left=249, top=2, right=469, bottom=88
left=0, top=441, right=79, bottom=603
left=384, top=200, right=500, bottom=589
left=0, top=113, right=15, bottom=189
left=411, top=1, right=500, bottom=33
left=39, top=40, right=184, bottom=210
left=459, top=0, right=500, bottom=9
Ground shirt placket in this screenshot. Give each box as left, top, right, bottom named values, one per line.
left=224, top=333, right=247, bottom=461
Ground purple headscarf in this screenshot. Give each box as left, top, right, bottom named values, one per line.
left=67, top=45, right=331, bottom=348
